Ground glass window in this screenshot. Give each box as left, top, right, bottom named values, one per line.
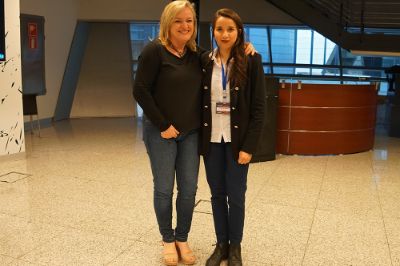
left=244, top=26, right=269, bottom=62
left=312, top=31, right=325, bottom=64
left=341, top=49, right=387, bottom=68
left=382, top=56, right=400, bottom=67
left=341, top=48, right=400, bottom=71
left=325, top=39, right=340, bottom=65
left=378, top=82, right=389, bottom=96
left=343, top=68, right=385, bottom=78
left=342, top=69, right=367, bottom=78
left=295, top=67, right=310, bottom=75
left=130, top=23, right=159, bottom=60
left=273, top=66, right=295, bottom=74
left=346, top=27, right=400, bottom=36
left=132, top=63, right=138, bottom=73
left=302, top=79, right=341, bottom=84
left=296, top=29, right=312, bottom=64
left=160, top=23, right=400, bottom=96
left=343, top=81, right=371, bottom=85
left=263, top=66, right=272, bottom=74
left=271, top=28, right=295, bottom=63
left=312, top=68, right=340, bottom=76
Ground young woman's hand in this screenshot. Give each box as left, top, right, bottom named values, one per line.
left=238, top=151, right=252, bottom=164
left=244, top=42, right=257, bottom=56
left=161, top=125, right=179, bottom=139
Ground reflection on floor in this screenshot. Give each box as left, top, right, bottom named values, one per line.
left=1, top=118, right=400, bottom=266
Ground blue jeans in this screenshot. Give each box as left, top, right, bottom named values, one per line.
left=143, top=118, right=199, bottom=243
left=204, top=142, right=249, bottom=244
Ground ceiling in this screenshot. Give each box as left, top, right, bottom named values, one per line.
left=304, top=0, right=400, bottom=29
left=265, top=0, right=400, bottom=54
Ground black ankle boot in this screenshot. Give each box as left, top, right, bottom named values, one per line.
left=228, top=243, right=242, bottom=266
left=205, top=242, right=229, bottom=266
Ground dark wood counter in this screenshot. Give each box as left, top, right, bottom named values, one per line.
left=276, top=83, right=377, bottom=155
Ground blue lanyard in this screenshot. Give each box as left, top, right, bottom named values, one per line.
left=221, top=62, right=228, bottom=92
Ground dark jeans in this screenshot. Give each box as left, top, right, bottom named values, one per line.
left=204, top=142, right=249, bottom=244
left=143, top=118, right=199, bottom=243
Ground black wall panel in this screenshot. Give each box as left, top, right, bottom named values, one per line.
left=252, top=76, right=279, bottom=162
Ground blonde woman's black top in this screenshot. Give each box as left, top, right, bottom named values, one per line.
left=133, top=40, right=202, bottom=133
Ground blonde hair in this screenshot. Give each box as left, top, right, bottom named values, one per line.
left=158, top=0, right=197, bottom=52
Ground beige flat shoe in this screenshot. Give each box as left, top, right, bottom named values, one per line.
left=163, top=242, right=178, bottom=266
left=176, top=241, right=196, bottom=265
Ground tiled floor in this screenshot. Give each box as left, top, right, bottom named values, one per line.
left=0, top=117, right=400, bottom=265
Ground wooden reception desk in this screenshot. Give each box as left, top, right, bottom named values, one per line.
left=277, top=83, right=377, bottom=155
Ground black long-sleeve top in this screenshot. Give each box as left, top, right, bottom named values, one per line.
left=133, top=40, right=202, bottom=133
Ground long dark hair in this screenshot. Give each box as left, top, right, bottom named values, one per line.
left=212, top=8, right=247, bottom=87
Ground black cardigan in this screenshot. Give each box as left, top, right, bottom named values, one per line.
left=199, top=52, right=266, bottom=161
left=133, top=40, right=202, bottom=133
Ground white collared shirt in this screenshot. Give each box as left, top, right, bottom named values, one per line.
left=210, top=51, right=232, bottom=143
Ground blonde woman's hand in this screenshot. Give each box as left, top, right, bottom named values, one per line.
left=238, top=151, right=252, bottom=164
left=244, top=42, right=257, bottom=56
left=161, top=125, right=179, bottom=139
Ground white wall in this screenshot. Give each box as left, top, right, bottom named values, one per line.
left=0, top=0, right=25, bottom=156
left=20, top=0, right=78, bottom=121
left=70, top=23, right=134, bottom=118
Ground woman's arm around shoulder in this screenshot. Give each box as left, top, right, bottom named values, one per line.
left=248, top=52, right=263, bottom=68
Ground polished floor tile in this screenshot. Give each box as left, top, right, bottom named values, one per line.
left=8, top=259, right=38, bottom=266
left=317, top=182, right=381, bottom=219
left=107, top=240, right=166, bottom=266
left=303, top=210, right=391, bottom=266
left=0, top=255, right=15, bottom=265
left=377, top=182, right=400, bottom=219
left=0, top=214, right=65, bottom=259
left=254, top=182, right=321, bottom=210
left=0, top=118, right=399, bottom=265
left=19, top=229, right=133, bottom=266
left=244, top=202, right=314, bottom=265
left=384, top=217, right=400, bottom=266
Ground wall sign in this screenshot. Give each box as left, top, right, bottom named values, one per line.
left=27, top=22, right=37, bottom=49
left=20, top=14, right=46, bottom=95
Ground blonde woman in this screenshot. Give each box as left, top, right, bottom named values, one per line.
left=134, top=2, right=200, bottom=265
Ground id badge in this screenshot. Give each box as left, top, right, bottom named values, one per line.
left=216, top=102, right=230, bottom=114
left=222, top=90, right=228, bottom=99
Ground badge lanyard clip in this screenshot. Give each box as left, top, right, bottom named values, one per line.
left=216, top=58, right=230, bottom=115
left=221, top=62, right=228, bottom=101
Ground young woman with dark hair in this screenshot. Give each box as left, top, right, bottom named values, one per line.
left=200, top=8, right=266, bottom=266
